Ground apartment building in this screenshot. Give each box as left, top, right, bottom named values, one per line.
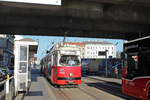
left=83, top=41, right=116, bottom=59
left=0, top=34, right=14, bottom=68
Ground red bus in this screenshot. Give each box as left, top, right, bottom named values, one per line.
left=41, top=43, right=81, bottom=87
left=121, top=36, right=150, bottom=100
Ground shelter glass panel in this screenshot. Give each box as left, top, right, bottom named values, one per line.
left=20, top=46, right=27, bottom=61
left=19, top=62, right=27, bottom=73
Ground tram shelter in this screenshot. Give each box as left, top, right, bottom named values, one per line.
left=14, top=38, right=38, bottom=95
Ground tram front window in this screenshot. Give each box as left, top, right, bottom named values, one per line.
left=59, top=55, right=80, bottom=66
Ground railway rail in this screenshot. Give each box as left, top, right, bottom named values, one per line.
left=78, top=86, right=101, bottom=100
left=83, top=76, right=137, bottom=100
left=45, top=78, right=71, bottom=100
left=43, top=74, right=137, bottom=100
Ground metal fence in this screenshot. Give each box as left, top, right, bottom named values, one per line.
left=0, top=76, right=15, bottom=100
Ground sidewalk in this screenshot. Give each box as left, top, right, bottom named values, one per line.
left=15, top=69, right=57, bottom=100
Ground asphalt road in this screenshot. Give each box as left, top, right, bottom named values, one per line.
left=15, top=69, right=137, bottom=100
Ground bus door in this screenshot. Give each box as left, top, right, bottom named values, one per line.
left=125, top=53, right=140, bottom=96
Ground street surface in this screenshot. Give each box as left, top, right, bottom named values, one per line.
left=15, top=69, right=137, bottom=100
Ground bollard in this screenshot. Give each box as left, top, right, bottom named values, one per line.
left=6, top=75, right=10, bottom=93
left=5, top=75, right=10, bottom=100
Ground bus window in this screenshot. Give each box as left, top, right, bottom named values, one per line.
left=140, top=49, right=150, bottom=75
left=126, top=53, right=138, bottom=79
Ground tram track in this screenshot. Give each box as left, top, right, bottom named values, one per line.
left=45, top=78, right=71, bottom=100
left=57, top=88, right=72, bottom=100
left=78, top=86, right=101, bottom=100
left=45, top=77, right=101, bottom=100
left=83, top=77, right=137, bottom=100
left=44, top=75, right=136, bottom=100
left=85, top=76, right=121, bottom=89
left=84, top=76, right=121, bottom=88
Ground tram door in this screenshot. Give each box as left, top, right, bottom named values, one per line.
left=18, top=45, right=29, bottom=92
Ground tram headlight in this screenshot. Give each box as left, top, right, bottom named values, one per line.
left=69, top=73, right=73, bottom=77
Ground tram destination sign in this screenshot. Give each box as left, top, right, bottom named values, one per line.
left=0, top=0, right=61, bottom=5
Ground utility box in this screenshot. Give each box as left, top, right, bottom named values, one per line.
left=14, top=38, right=38, bottom=95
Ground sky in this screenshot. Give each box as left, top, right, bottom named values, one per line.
left=22, top=35, right=124, bottom=59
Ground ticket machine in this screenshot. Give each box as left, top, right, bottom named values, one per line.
left=14, top=38, right=38, bottom=95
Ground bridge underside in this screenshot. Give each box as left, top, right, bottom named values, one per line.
left=0, top=0, right=150, bottom=40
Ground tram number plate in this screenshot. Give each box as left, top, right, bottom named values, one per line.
left=68, top=81, right=74, bottom=84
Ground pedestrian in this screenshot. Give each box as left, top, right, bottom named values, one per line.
left=114, top=67, right=118, bottom=78
left=68, top=57, right=75, bottom=66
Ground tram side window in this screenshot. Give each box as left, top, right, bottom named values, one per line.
left=53, top=54, right=57, bottom=66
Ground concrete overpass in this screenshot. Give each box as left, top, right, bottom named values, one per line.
left=0, top=0, right=150, bottom=40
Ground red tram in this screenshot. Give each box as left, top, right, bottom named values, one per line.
left=41, top=43, right=81, bottom=86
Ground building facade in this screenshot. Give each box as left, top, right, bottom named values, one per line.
left=0, top=34, right=14, bottom=68
left=83, top=41, right=116, bottom=59
left=56, top=41, right=116, bottom=59
left=63, top=42, right=85, bottom=58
